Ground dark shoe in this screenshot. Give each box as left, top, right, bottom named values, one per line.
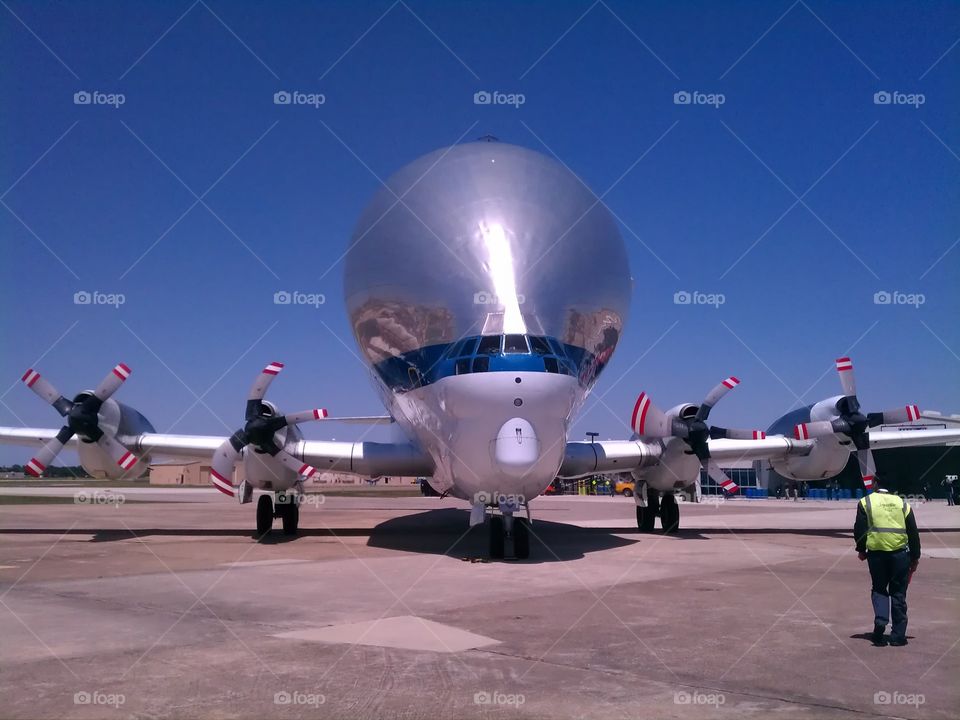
left=888, top=637, right=908, bottom=646
left=870, top=627, right=887, bottom=646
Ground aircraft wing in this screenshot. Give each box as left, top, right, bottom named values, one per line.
left=562, top=427, right=960, bottom=477
left=0, top=426, right=433, bottom=479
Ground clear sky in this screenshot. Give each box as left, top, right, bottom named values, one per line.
left=1, top=0, right=958, bottom=465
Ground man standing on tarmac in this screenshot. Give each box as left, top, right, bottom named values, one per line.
left=854, top=476, right=921, bottom=647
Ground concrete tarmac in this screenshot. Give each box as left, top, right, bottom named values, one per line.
left=0, top=490, right=957, bottom=719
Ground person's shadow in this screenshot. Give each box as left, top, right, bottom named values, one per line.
left=849, top=632, right=915, bottom=643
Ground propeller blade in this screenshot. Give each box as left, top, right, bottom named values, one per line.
left=25, top=426, right=75, bottom=476
left=21, top=369, right=70, bottom=412
left=273, top=449, right=319, bottom=480
left=705, top=458, right=739, bottom=494
left=96, top=434, right=140, bottom=475
left=284, top=408, right=329, bottom=425
left=93, top=363, right=132, bottom=401
left=794, top=420, right=836, bottom=440
left=210, top=437, right=243, bottom=497
left=710, top=427, right=766, bottom=440
left=249, top=362, right=284, bottom=403
left=856, top=448, right=877, bottom=492
left=835, top=357, right=856, bottom=397
left=630, top=392, right=671, bottom=437
left=870, top=405, right=921, bottom=426
left=696, top=376, right=740, bottom=422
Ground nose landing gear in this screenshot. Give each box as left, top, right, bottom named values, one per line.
left=478, top=502, right=531, bottom=560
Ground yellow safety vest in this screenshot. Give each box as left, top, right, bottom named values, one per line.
left=859, top=492, right=911, bottom=552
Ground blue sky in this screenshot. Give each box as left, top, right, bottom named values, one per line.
left=1, top=0, right=958, bottom=465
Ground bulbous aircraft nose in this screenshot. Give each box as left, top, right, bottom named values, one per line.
left=493, top=418, right=539, bottom=477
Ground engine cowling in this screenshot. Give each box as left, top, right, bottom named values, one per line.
left=240, top=401, right=303, bottom=491
left=767, top=397, right=850, bottom=480
left=78, top=399, right=155, bottom=478
left=631, top=436, right=701, bottom=491
left=631, top=403, right=702, bottom=491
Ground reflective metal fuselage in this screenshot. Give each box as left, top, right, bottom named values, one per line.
left=344, top=141, right=631, bottom=501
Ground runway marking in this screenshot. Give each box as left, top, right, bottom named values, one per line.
left=0, top=565, right=17, bottom=570
left=274, top=615, right=500, bottom=653
left=218, top=559, right=311, bottom=568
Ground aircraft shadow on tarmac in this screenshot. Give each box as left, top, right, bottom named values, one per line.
left=0, top=507, right=935, bottom=560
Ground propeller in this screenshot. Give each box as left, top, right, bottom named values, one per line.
left=209, top=362, right=328, bottom=497
left=793, top=357, right=921, bottom=492
left=20, top=364, right=140, bottom=477
left=630, top=377, right=765, bottom=495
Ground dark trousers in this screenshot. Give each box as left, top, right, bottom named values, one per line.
left=867, top=549, right=910, bottom=639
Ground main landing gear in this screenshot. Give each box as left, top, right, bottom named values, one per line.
left=635, top=486, right=679, bottom=534
left=255, top=490, right=301, bottom=537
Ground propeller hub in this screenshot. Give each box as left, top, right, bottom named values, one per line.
left=66, top=396, right=104, bottom=440
left=243, top=414, right=284, bottom=450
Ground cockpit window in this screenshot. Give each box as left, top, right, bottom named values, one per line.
left=472, top=356, right=490, bottom=372
left=477, top=335, right=501, bottom=355
left=503, top=334, right=529, bottom=354
left=529, top=336, right=551, bottom=355
left=547, top=338, right=566, bottom=357
left=455, top=358, right=471, bottom=375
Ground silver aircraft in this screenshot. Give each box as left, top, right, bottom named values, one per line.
left=3, top=140, right=958, bottom=558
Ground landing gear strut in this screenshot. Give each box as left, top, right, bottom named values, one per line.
left=484, top=505, right=531, bottom=560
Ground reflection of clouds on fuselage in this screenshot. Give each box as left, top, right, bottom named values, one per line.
left=567, top=308, right=622, bottom=387
left=352, top=299, right=455, bottom=365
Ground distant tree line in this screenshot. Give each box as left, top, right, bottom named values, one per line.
left=0, top=465, right=90, bottom=478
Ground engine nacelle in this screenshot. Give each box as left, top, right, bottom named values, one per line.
left=78, top=398, right=155, bottom=479
left=767, top=396, right=850, bottom=480
left=631, top=436, right=701, bottom=492
left=240, top=401, right=304, bottom=491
